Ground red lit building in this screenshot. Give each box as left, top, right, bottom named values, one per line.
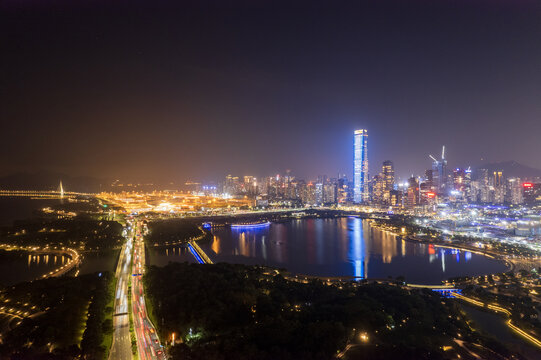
left=523, top=183, right=541, bottom=205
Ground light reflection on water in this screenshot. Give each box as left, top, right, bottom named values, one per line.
left=0, top=252, right=61, bottom=285
left=148, top=245, right=196, bottom=267
left=24, top=253, right=66, bottom=267
left=196, top=217, right=508, bottom=284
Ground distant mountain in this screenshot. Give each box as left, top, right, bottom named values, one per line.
left=0, top=172, right=107, bottom=193
left=474, top=161, right=541, bottom=180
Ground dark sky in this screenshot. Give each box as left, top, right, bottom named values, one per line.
left=2, top=0, right=541, bottom=182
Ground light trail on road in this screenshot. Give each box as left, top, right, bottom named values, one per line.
left=109, top=229, right=133, bottom=360
left=132, top=222, right=165, bottom=360
left=454, top=292, right=541, bottom=348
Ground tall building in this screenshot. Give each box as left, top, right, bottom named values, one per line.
left=453, top=168, right=466, bottom=192
left=370, top=161, right=394, bottom=205
left=390, top=189, right=402, bottom=208
left=429, top=146, right=447, bottom=195
left=507, top=178, right=523, bottom=205
left=353, top=129, right=368, bottom=203
left=493, top=171, right=503, bottom=187
left=523, top=182, right=541, bottom=205
left=336, top=177, right=349, bottom=204
left=371, top=174, right=384, bottom=204
left=407, top=177, right=419, bottom=208
left=323, top=183, right=337, bottom=204
left=464, top=167, right=472, bottom=201
left=477, top=168, right=489, bottom=203
left=315, top=183, right=324, bottom=205
left=224, top=174, right=240, bottom=195
left=243, top=176, right=258, bottom=196
left=382, top=160, right=394, bottom=204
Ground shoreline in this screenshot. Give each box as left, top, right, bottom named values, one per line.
left=369, top=222, right=515, bottom=273
left=185, top=217, right=513, bottom=283
left=148, top=215, right=516, bottom=281
left=407, top=236, right=514, bottom=272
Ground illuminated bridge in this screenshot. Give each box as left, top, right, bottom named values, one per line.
left=0, top=182, right=94, bottom=198
left=0, top=190, right=93, bottom=197
left=188, top=240, right=214, bottom=264
left=405, top=284, right=461, bottom=297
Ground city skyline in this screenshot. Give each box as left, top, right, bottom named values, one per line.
left=2, top=1, right=541, bottom=359
left=3, top=122, right=541, bottom=188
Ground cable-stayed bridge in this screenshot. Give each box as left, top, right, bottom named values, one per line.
left=0, top=181, right=94, bottom=197
left=0, top=190, right=94, bottom=197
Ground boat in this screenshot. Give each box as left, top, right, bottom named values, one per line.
left=230, top=221, right=271, bottom=229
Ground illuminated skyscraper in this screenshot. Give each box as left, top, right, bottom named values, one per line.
left=353, top=129, right=368, bottom=203
left=493, top=171, right=503, bottom=187
left=382, top=160, right=394, bottom=203
left=407, top=176, right=419, bottom=208
left=429, top=146, right=448, bottom=195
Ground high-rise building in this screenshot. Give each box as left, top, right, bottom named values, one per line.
left=424, top=169, right=434, bottom=191
left=523, top=182, right=541, bottom=205
left=354, top=129, right=368, bottom=203
left=430, top=146, right=447, bottom=195
left=493, top=171, right=503, bottom=187
left=224, top=174, right=240, bottom=195
left=371, top=174, right=384, bottom=204
left=315, top=183, right=324, bottom=205
left=506, top=178, right=523, bottom=205
left=382, top=160, right=394, bottom=203
left=453, top=168, right=466, bottom=192
left=323, top=183, right=337, bottom=204
left=370, top=161, right=394, bottom=205
left=243, top=176, right=258, bottom=196
left=390, top=189, right=402, bottom=208
left=477, top=168, right=489, bottom=203
left=407, top=177, right=419, bottom=208
left=464, top=167, right=472, bottom=201
left=336, top=177, right=349, bottom=204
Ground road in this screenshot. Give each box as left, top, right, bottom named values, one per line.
left=132, top=222, right=166, bottom=360
left=454, top=292, right=541, bottom=348
left=109, top=232, right=133, bottom=360
left=0, top=244, right=81, bottom=279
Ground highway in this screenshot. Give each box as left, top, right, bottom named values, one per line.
left=109, top=232, right=133, bottom=360
left=132, top=222, right=165, bottom=360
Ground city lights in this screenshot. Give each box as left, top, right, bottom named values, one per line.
left=1, top=1, right=540, bottom=359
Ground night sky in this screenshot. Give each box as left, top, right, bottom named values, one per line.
left=2, top=0, right=541, bottom=182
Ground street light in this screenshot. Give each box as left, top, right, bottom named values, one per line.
left=359, top=332, right=369, bottom=343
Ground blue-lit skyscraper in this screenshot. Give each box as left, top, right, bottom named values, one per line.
left=353, top=129, right=368, bottom=203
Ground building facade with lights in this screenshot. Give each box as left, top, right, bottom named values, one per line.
left=353, top=129, right=369, bottom=203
